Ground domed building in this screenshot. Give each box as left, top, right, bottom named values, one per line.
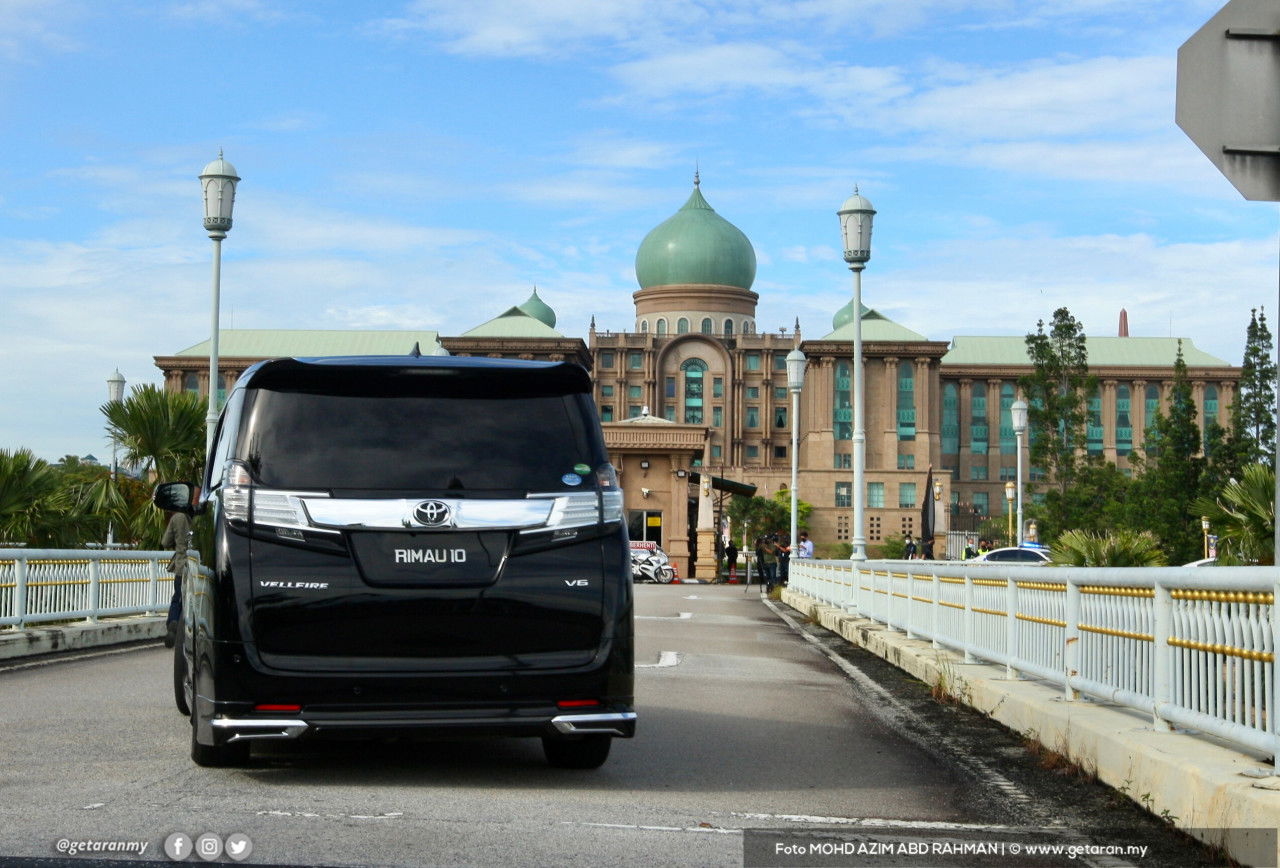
left=154, top=178, right=1240, bottom=581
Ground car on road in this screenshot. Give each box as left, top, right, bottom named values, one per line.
left=156, top=354, right=635, bottom=770
left=970, top=546, right=1052, bottom=564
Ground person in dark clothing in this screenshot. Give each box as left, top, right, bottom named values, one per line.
left=725, top=540, right=739, bottom=579
left=161, top=486, right=197, bottom=648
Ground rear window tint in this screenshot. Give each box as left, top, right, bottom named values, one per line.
left=236, top=366, right=600, bottom=492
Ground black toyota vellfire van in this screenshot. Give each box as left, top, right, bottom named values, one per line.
left=154, top=355, right=634, bottom=769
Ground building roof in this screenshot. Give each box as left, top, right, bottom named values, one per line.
left=460, top=307, right=564, bottom=338
left=942, top=335, right=1232, bottom=367
left=634, top=179, right=757, bottom=292
left=820, top=308, right=929, bottom=342
left=174, top=329, right=445, bottom=357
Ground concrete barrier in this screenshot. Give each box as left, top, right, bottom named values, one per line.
left=0, top=616, right=166, bottom=661
left=782, top=587, right=1280, bottom=868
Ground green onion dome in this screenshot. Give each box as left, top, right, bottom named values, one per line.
left=635, top=182, right=756, bottom=291
left=517, top=287, right=556, bottom=329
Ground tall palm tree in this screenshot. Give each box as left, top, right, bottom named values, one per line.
left=0, top=448, right=68, bottom=545
left=101, top=385, right=206, bottom=483
left=1192, top=463, right=1275, bottom=565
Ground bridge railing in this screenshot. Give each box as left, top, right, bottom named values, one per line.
left=789, top=559, right=1280, bottom=764
left=0, top=548, right=182, bottom=628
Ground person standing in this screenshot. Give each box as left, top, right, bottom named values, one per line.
left=161, top=493, right=194, bottom=649
left=761, top=535, right=780, bottom=593
left=795, top=531, right=814, bottom=560
left=904, top=533, right=917, bottom=560
left=725, top=540, right=739, bottom=580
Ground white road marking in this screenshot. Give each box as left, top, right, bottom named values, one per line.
left=636, top=651, right=681, bottom=668
left=724, top=811, right=1030, bottom=833
left=682, top=595, right=700, bottom=599
left=635, top=612, right=692, bottom=620
left=257, top=810, right=402, bottom=820
left=564, top=822, right=740, bottom=835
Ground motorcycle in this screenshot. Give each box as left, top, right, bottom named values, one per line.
left=631, top=547, right=675, bottom=583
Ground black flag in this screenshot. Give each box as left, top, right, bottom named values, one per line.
left=921, top=465, right=935, bottom=557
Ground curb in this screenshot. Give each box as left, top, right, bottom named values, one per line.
left=781, top=588, right=1280, bottom=868
left=0, top=616, right=167, bottom=661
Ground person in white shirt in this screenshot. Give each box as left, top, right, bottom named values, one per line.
left=795, top=530, right=814, bottom=559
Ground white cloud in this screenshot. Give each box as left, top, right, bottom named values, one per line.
left=0, top=0, right=80, bottom=63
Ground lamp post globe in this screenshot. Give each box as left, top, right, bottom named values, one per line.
left=786, top=348, right=807, bottom=562
left=198, top=151, right=240, bottom=456
left=837, top=188, right=874, bottom=562
left=1011, top=397, right=1028, bottom=547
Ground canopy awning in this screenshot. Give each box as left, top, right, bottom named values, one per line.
left=688, top=472, right=757, bottom=498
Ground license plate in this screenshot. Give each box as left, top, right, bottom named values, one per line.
left=348, top=531, right=504, bottom=586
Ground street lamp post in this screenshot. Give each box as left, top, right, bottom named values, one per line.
left=786, top=348, right=808, bottom=558
left=1011, top=397, right=1028, bottom=547
left=1201, top=516, right=1211, bottom=560
left=838, top=187, right=875, bottom=562
left=198, top=151, right=240, bottom=457
left=1004, top=481, right=1015, bottom=546
left=106, top=369, right=126, bottom=548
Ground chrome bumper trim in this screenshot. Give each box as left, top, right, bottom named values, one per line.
left=550, top=712, right=637, bottom=737
left=211, top=718, right=309, bottom=742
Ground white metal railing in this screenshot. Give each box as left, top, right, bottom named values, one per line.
left=0, top=548, right=182, bottom=628
left=789, top=558, right=1280, bottom=764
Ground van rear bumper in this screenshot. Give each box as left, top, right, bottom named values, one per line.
left=210, top=710, right=637, bottom=743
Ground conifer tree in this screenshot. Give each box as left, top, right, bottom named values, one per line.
left=1019, top=308, right=1096, bottom=495
left=1231, top=307, right=1277, bottom=468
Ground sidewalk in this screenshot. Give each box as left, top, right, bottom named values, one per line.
left=781, top=587, right=1280, bottom=868
left=0, top=615, right=166, bottom=661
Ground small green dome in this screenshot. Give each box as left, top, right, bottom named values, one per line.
left=518, top=287, right=556, bottom=329
left=635, top=183, right=756, bottom=291
left=833, top=301, right=872, bottom=330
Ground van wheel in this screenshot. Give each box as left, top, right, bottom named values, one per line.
left=542, top=735, right=611, bottom=769
left=173, top=642, right=190, bottom=716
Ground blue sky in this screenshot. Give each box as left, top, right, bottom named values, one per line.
left=2, top=0, right=1274, bottom=461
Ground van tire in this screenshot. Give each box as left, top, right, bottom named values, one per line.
left=542, top=735, right=611, bottom=769
left=173, top=642, right=190, bottom=716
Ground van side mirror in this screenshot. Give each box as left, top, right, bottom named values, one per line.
left=153, top=482, right=196, bottom=515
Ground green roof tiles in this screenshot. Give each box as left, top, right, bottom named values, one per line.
left=174, top=329, right=443, bottom=357
left=942, top=336, right=1231, bottom=367
left=461, top=307, right=564, bottom=338
left=820, top=309, right=928, bottom=343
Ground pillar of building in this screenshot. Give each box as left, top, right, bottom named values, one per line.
left=1102, top=379, right=1118, bottom=463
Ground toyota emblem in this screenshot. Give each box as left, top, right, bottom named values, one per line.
left=414, top=501, right=452, bottom=527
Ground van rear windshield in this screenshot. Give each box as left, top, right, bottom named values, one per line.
left=237, top=373, right=599, bottom=492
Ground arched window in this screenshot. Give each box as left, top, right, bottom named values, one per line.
left=183, top=373, right=199, bottom=393
left=656, top=318, right=667, bottom=336
left=834, top=361, right=851, bottom=440
left=681, top=358, right=706, bottom=424
left=723, top=319, right=734, bottom=336
left=640, top=320, right=649, bottom=333
left=701, top=317, right=713, bottom=335
left=677, top=317, right=689, bottom=334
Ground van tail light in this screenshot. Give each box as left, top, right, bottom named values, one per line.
left=222, top=462, right=252, bottom=521
left=557, top=699, right=601, bottom=709
left=596, top=464, right=623, bottom=524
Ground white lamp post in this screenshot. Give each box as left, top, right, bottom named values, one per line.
left=838, top=187, right=875, bottom=561
left=198, top=151, right=240, bottom=456
left=786, top=347, right=808, bottom=557
left=106, top=369, right=126, bottom=548
left=1011, top=397, right=1028, bottom=546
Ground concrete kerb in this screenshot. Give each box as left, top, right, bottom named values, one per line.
left=781, top=587, right=1280, bottom=868
left=0, top=615, right=166, bottom=661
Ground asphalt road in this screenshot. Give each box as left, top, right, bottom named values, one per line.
left=0, top=585, right=1223, bottom=867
